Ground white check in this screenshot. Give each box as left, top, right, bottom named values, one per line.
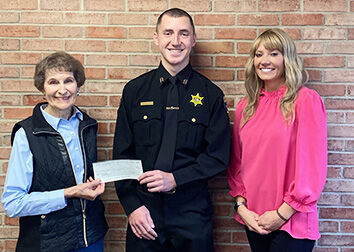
left=93, top=159, right=143, bottom=183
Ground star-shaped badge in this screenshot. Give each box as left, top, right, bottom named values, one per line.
left=190, top=93, right=204, bottom=107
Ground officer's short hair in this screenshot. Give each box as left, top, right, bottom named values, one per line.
left=156, top=8, right=195, bottom=34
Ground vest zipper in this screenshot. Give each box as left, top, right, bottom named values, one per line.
left=63, top=138, right=89, bottom=248
left=82, top=209, right=88, bottom=247
left=34, top=129, right=90, bottom=247
left=78, top=122, right=96, bottom=247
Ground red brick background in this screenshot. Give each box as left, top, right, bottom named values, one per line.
left=0, top=0, right=353, bottom=251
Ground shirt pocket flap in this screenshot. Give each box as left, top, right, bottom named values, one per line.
left=132, top=108, right=161, bottom=123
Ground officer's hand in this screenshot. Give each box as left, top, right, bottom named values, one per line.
left=128, top=206, right=157, bottom=240
left=138, top=170, right=176, bottom=192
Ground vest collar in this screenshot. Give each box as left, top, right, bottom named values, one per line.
left=31, top=102, right=96, bottom=134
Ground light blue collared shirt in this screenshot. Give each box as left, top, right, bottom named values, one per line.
left=2, top=105, right=85, bottom=218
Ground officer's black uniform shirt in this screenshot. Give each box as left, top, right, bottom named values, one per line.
left=113, top=63, right=231, bottom=215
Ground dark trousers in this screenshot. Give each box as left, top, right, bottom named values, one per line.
left=126, top=220, right=213, bottom=252
left=245, top=227, right=315, bottom=252
left=126, top=183, right=214, bottom=252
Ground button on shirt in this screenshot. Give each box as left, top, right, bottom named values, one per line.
left=2, top=105, right=84, bottom=218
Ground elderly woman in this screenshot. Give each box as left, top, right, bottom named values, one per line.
left=227, top=29, right=327, bottom=251
left=2, top=52, right=108, bottom=252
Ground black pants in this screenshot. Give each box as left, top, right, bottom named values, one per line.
left=126, top=183, right=214, bottom=252
left=245, top=227, right=315, bottom=252
left=126, top=220, right=213, bottom=252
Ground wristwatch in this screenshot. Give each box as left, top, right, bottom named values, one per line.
left=234, top=201, right=246, bottom=212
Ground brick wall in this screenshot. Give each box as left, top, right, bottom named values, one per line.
left=0, top=0, right=353, bottom=251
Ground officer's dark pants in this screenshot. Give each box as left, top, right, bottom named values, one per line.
left=126, top=182, right=214, bottom=252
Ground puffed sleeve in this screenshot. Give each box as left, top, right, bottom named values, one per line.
left=227, top=99, right=247, bottom=199
left=283, top=88, right=327, bottom=212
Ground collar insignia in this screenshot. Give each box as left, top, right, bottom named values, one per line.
left=190, top=93, right=204, bottom=107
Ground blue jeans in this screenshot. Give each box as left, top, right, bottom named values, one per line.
left=70, top=238, right=104, bottom=252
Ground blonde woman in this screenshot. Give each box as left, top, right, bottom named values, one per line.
left=227, top=28, right=327, bottom=251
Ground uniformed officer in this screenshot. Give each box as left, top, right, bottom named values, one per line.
left=113, top=8, right=231, bottom=252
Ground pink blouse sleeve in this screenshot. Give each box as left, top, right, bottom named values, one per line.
left=227, top=99, right=247, bottom=199
left=283, top=88, right=327, bottom=212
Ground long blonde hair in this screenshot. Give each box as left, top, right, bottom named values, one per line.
left=242, top=28, right=303, bottom=126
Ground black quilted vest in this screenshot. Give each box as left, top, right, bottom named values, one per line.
left=11, top=103, right=108, bottom=252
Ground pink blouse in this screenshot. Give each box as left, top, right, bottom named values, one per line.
left=227, top=86, right=327, bottom=240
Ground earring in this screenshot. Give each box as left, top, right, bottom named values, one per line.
left=77, top=92, right=79, bottom=97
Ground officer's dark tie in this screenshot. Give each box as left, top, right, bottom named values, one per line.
left=154, top=76, right=179, bottom=172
